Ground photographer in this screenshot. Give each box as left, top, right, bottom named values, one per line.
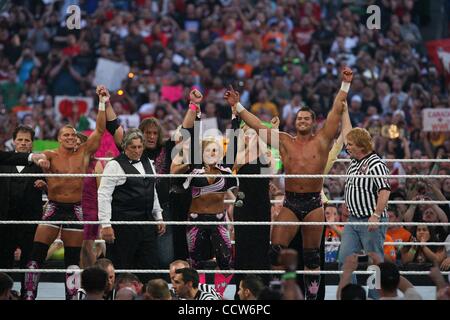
left=15, top=46, right=41, bottom=83
left=47, top=50, right=84, bottom=96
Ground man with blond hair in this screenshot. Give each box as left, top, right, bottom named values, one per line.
left=339, top=128, right=391, bottom=298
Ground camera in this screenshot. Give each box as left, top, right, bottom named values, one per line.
left=357, top=255, right=369, bottom=263
left=269, top=280, right=282, bottom=292
left=356, top=250, right=368, bottom=263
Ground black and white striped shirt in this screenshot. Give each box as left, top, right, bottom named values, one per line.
left=344, top=152, right=391, bottom=218
left=194, top=283, right=222, bottom=300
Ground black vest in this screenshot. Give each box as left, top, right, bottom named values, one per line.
left=111, top=154, right=156, bottom=221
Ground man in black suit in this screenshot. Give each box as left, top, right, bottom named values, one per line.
left=0, top=126, right=47, bottom=298
left=0, top=150, right=48, bottom=166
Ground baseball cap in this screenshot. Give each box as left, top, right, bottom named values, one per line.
left=351, top=95, right=362, bottom=103
left=325, top=57, right=336, bottom=65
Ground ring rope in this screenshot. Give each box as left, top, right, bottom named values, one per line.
left=94, top=157, right=450, bottom=163
left=36, top=238, right=450, bottom=247
left=325, top=242, right=448, bottom=246
left=55, top=238, right=446, bottom=247
left=0, top=268, right=447, bottom=275
left=333, top=159, right=450, bottom=163
left=0, top=173, right=448, bottom=179
left=0, top=220, right=449, bottom=226
left=224, top=200, right=450, bottom=205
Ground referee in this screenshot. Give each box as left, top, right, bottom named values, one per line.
left=339, top=128, right=391, bottom=270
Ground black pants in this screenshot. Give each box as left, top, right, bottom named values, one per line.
left=234, top=224, right=271, bottom=285
left=106, top=224, right=159, bottom=285
left=0, top=224, right=36, bottom=268
left=0, top=222, right=36, bottom=294
left=170, top=191, right=190, bottom=261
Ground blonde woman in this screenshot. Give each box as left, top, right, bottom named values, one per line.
left=170, top=90, right=239, bottom=270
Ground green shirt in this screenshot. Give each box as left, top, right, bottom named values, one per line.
left=0, top=81, right=24, bottom=110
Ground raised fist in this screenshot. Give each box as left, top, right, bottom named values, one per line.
left=342, top=67, right=353, bottom=83
left=271, top=116, right=280, bottom=129
left=96, top=85, right=110, bottom=102
left=224, top=85, right=240, bottom=106
left=189, top=89, right=203, bottom=104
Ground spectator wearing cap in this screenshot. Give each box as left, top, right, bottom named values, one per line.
left=348, top=95, right=364, bottom=126
left=317, top=57, right=338, bottom=81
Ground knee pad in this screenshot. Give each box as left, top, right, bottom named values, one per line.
left=64, top=246, right=81, bottom=267
left=268, top=244, right=286, bottom=266
left=30, top=242, right=50, bottom=264
left=304, top=248, right=321, bottom=270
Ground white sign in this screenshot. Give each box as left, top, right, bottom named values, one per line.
left=118, top=114, right=141, bottom=130
left=93, top=58, right=130, bottom=92
left=422, top=108, right=450, bottom=132
left=54, top=96, right=93, bottom=120
left=438, top=48, right=450, bottom=73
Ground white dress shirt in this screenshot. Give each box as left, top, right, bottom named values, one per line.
left=98, top=158, right=163, bottom=228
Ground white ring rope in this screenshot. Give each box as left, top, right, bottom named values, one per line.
left=0, top=173, right=449, bottom=179
left=0, top=268, right=448, bottom=275
left=53, top=239, right=445, bottom=247
left=224, top=200, right=450, bottom=204
left=48, top=238, right=445, bottom=247
left=0, top=220, right=449, bottom=226
left=334, top=159, right=450, bottom=163
left=94, top=157, right=450, bottom=163
left=325, top=242, right=448, bottom=246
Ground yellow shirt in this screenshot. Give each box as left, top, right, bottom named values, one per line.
left=250, top=102, right=279, bottom=117
left=321, top=139, right=344, bottom=204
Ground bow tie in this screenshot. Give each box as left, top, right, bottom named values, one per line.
left=130, top=159, right=141, bottom=164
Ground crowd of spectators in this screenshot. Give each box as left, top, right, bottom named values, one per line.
left=0, top=0, right=450, bottom=297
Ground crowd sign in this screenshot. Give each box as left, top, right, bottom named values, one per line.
left=422, top=108, right=450, bottom=132
left=94, top=58, right=130, bottom=92
left=54, top=96, right=93, bottom=120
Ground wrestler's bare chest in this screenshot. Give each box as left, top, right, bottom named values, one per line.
left=49, top=151, right=87, bottom=173
left=281, top=138, right=327, bottom=174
